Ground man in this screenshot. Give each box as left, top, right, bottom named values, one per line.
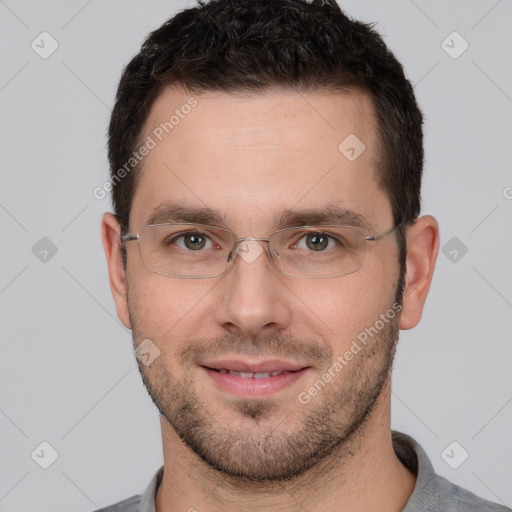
left=99, top=0, right=508, bottom=510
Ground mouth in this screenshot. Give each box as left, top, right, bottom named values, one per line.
left=200, top=359, right=311, bottom=397
left=209, top=368, right=296, bottom=378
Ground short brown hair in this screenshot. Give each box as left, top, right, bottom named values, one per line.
left=108, top=0, right=424, bottom=299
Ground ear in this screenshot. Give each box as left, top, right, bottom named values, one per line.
left=399, top=215, right=439, bottom=330
left=101, top=212, right=132, bottom=329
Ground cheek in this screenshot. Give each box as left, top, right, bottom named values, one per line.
left=127, top=270, right=215, bottom=339
left=290, top=255, right=399, bottom=352
left=295, top=278, right=382, bottom=332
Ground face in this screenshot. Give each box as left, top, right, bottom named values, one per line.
left=121, top=87, right=404, bottom=480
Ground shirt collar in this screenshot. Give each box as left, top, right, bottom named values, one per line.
left=138, top=464, right=163, bottom=512
left=393, top=431, right=442, bottom=511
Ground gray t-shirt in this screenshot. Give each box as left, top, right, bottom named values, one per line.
left=94, top=431, right=510, bottom=511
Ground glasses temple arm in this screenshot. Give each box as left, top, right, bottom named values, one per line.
left=120, top=233, right=139, bottom=243
left=365, top=223, right=402, bottom=242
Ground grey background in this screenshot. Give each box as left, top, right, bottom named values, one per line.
left=0, top=0, right=511, bottom=510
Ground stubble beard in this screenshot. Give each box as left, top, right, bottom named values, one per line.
left=130, top=297, right=400, bottom=483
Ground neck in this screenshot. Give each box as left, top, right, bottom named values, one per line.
left=156, top=379, right=416, bottom=512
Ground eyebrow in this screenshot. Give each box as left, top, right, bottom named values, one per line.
left=147, top=201, right=229, bottom=226
left=274, top=205, right=372, bottom=231
left=146, top=201, right=372, bottom=231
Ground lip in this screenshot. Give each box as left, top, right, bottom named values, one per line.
left=202, top=359, right=307, bottom=373
left=201, top=359, right=310, bottom=398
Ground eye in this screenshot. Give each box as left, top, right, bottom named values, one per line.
left=295, top=232, right=340, bottom=252
left=170, top=231, right=214, bottom=251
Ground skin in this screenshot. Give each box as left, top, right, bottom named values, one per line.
left=102, top=86, right=439, bottom=512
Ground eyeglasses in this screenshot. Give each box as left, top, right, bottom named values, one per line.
left=120, top=222, right=400, bottom=279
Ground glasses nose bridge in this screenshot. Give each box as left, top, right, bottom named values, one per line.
left=228, top=236, right=272, bottom=263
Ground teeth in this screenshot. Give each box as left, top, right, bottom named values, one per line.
left=221, top=369, right=286, bottom=378
left=254, top=372, right=271, bottom=379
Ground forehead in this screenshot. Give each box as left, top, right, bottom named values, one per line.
left=130, top=86, right=390, bottom=232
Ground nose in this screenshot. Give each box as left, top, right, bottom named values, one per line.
left=214, top=239, right=292, bottom=339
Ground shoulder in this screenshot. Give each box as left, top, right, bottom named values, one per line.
left=91, top=465, right=163, bottom=512
left=392, top=432, right=510, bottom=512
left=92, top=494, right=142, bottom=512
left=436, top=476, right=510, bottom=512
